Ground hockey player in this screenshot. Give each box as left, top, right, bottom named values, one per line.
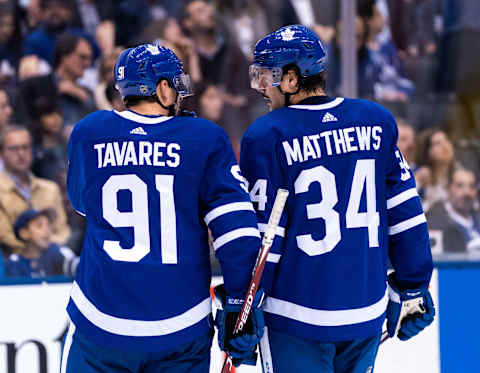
left=241, top=25, right=435, bottom=372
left=61, top=44, right=263, bottom=372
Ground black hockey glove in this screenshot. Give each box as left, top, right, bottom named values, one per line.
left=214, top=284, right=265, bottom=367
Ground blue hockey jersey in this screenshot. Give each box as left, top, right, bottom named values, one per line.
left=240, top=96, right=433, bottom=342
left=66, top=109, right=260, bottom=351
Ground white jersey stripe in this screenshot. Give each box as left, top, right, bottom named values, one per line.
left=258, top=223, right=285, bottom=237
left=387, top=188, right=419, bottom=209
left=204, top=202, right=255, bottom=225
left=263, top=291, right=388, bottom=326
left=60, top=319, right=75, bottom=373
left=113, top=110, right=173, bottom=124
left=289, top=97, right=345, bottom=111
left=389, top=213, right=427, bottom=235
left=70, top=282, right=211, bottom=336
left=267, top=253, right=282, bottom=263
left=213, top=227, right=260, bottom=251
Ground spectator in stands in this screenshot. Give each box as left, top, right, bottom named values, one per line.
left=416, top=128, right=456, bottom=211
left=260, top=0, right=300, bottom=31
left=216, top=0, right=270, bottom=60
left=16, top=34, right=95, bottom=127
left=23, top=0, right=44, bottom=31
left=397, top=118, right=417, bottom=166
left=31, top=98, right=67, bottom=181
left=0, top=88, right=13, bottom=173
left=438, top=0, right=480, bottom=139
left=69, top=0, right=116, bottom=55
left=181, top=0, right=258, bottom=138
left=427, top=168, right=480, bottom=253
left=288, top=0, right=338, bottom=43
left=366, top=2, right=414, bottom=104
left=0, top=125, right=70, bottom=254
left=180, top=0, right=248, bottom=91
left=93, top=47, right=122, bottom=110
left=0, top=89, right=13, bottom=129
left=389, top=0, right=438, bottom=97
left=197, top=84, right=224, bottom=124
left=23, top=0, right=75, bottom=64
left=139, top=18, right=202, bottom=84
left=22, top=0, right=99, bottom=69
left=4, top=208, right=78, bottom=277
left=397, top=118, right=436, bottom=200
left=0, top=3, right=22, bottom=88
left=114, top=0, right=151, bottom=47
left=327, top=15, right=373, bottom=98
left=188, top=82, right=228, bottom=138
left=54, top=34, right=95, bottom=125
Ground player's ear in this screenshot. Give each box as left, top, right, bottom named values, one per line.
left=283, top=69, right=299, bottom=93
left=156, top=79, right=174, bottom=107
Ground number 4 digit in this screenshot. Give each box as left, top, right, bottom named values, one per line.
left=250, top=179, right=268, bottom=211
left=346, top=159, right=379, bottom=247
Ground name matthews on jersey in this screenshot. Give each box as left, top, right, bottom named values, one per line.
left=93, top=141, right=181, bottom=168
left=282, top=125, right=382, bottom=165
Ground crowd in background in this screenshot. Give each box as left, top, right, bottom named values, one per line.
left=0, top=0, right=480, bottom=279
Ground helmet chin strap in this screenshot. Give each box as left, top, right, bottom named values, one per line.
left=277, top=83, right=301, bottom=107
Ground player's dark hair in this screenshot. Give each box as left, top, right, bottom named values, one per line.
left=106, top=81, right=121, bottom=105
left=282, top=63, right=327, bottom=93
left=124, top=78, right=174, bottom=108
left=52, top=34, right=82, bottom=70
left=124, top=95, right=158, bottom=108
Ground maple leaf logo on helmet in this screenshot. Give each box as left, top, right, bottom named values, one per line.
left=280, top=27, right=295, bottom=41
left=145, top=44, right=160, bottom=55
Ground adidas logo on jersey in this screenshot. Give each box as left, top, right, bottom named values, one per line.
left=130, top=127, right=147, bottom=135
left=322, top=112, right=338, bottom=123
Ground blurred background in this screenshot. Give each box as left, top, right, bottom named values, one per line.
left=0, top=0, right=478, bottom=372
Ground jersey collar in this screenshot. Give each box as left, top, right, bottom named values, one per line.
left=113, top=110, right=173, bottom=124
left=289, top=96, right=344, bottom=110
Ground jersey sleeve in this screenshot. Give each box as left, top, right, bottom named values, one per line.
left=67, top=124, right=86, bottom=216
left=199, top=130, right=261, bottom=298
left=240, top=129, right=288, bottom=294
left=386, top=126, right=433, bottom=289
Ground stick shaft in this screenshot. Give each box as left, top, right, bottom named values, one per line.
left=220, top=189, right=289, bottom=373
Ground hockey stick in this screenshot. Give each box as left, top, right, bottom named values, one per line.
left=220, top=188, right=289, bottom=373
left=380, top=296, right=425, bottom=345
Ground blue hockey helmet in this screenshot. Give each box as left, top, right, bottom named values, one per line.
left=114, top=44, right=194, bottom=99
left=249, top=25, right=327, bottom=90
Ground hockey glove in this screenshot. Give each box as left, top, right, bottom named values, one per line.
left=386, top=273, right=435, bottom=341
left=214, top=284, right=265, bottom=367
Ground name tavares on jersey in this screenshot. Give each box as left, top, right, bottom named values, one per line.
left=93, top=141, right=181, bottom=168
left=282, top=125, right=382, bottom=165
